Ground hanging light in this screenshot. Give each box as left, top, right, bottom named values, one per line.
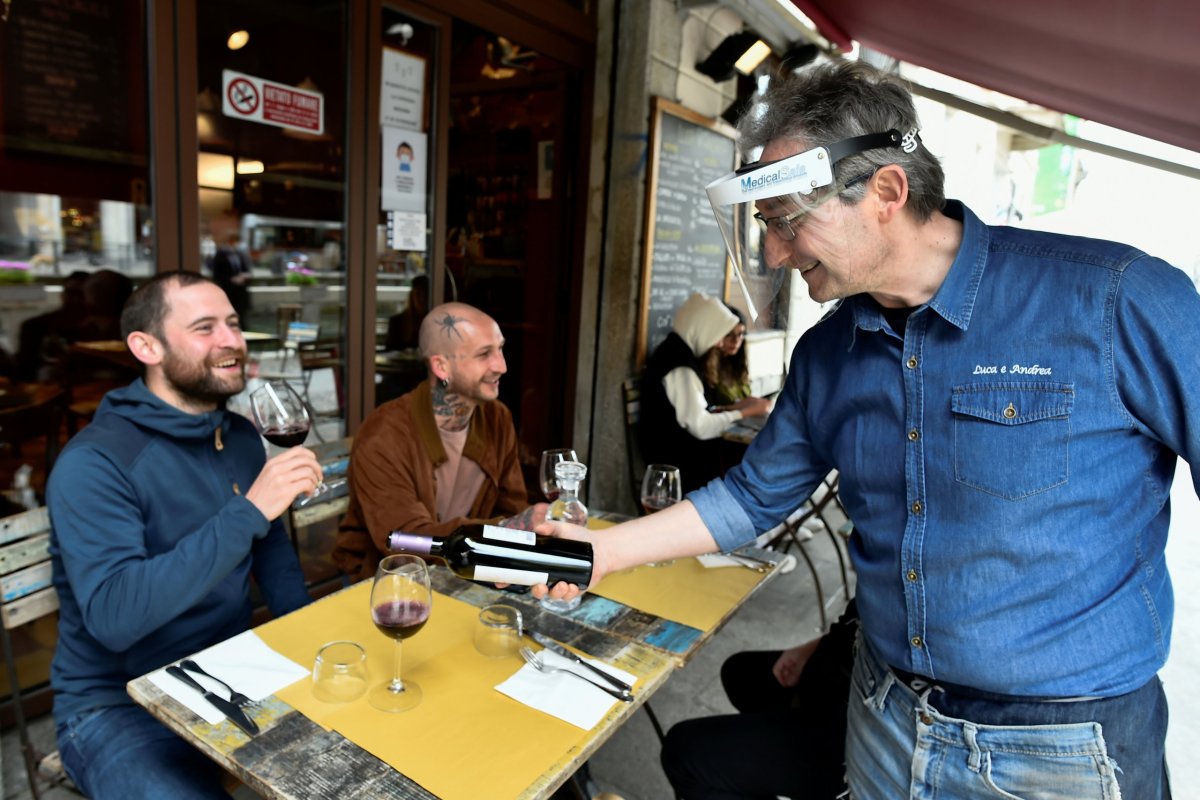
left=227, top=30, right=250, bottom=50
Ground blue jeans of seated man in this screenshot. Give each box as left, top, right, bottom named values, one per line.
left=846, top=637, right=1171, bottom=800
left=58, top=705, right=231, bottom=800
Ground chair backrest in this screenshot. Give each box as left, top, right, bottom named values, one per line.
left=1, top=506, right=69, bottom=797
left=285, top=321, right=320, bottom=346
left=621, top=377, right=645, bottom=510
left=0, top=386, right=67, bottom=476
left=0, top=506, right=58, bottom=631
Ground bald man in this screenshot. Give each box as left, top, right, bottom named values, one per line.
left=332, top=303, right=544, bottom=583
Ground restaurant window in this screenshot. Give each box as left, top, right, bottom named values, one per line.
left=0, top=0, right=151, bottom=712
left=194, top=0, right=349, bottom=442
left=0, top=0, right=150, bottom=503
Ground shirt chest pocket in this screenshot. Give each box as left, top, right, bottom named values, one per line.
left=951, top=382, right=1074, bottom=500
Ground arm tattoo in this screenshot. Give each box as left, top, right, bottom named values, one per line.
left=431, top=380, right=471, bottom=431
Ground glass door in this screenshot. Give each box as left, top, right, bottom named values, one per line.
left=194, top=0, right=349, bottom=440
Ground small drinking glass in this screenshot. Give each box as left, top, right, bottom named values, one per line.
left=641, top=464, right=682, bottom=566
left=539, top=448, right=578, bottom=502
left=312, top=641, right=368, bottom=703
left=473, top=604, right=523, bottom=658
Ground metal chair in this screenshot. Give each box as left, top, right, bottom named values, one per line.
left=758, top=474, right=849, bottom=631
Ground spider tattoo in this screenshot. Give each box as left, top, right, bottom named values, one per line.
left=437, top=313, right=465, bottom=341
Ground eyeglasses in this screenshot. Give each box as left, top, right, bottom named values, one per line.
left=753, top=169, right=877, bottom=242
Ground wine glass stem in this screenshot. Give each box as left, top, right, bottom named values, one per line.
left=390, top=637, right=405, bottom=693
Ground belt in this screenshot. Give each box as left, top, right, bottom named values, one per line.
left=887, top=666, right=1096, bottom=704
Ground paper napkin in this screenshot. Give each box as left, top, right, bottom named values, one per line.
left=146, top=630, right=309, bottom=724
left=494, top=649, right=636, bottom=730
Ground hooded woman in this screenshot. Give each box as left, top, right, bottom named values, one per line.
left=639, top=293, right=770, bottom=493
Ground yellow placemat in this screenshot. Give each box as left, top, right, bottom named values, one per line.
left=256, top=584, right=594, bottom=800
left=586, top=517, right=767, bottom=632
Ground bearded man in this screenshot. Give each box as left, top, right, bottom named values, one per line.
left=47, top=271, right=319, bottom=799
left=333, top=302, right=544, bottom=584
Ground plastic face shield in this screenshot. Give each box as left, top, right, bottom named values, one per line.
left=706, top=129, right=905, bottom=321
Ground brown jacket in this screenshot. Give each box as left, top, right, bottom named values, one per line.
left=332, top=380, right=528, bottom=583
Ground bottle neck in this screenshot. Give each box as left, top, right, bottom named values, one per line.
left=557, top=480, right=581, bottom=495
left=388, top=531, right=438, bottom=555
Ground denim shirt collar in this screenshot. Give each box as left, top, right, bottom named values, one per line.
left=847, top=200, right=987, bottom=341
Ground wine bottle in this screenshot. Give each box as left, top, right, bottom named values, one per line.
left=388, top=524, right=593, bottom=588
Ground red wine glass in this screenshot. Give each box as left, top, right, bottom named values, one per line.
left=539, top=448, right=577, bottom=502
left=249, top=380, right=329, bottom=499
left=368, top=554, right=432, bottom=712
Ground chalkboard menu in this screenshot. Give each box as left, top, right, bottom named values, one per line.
left=1, top=1, right=143, bottom=164
left=637, top=98, right=738, bottom=364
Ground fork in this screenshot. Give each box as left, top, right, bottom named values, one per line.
left=519, top=647, right=632, bottom=702
left=180, top=659, right=253, bottom=707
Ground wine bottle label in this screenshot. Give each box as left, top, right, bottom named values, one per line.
left=473, top=565, right=550, bottom=586
left=481, top=525, right=535, bottom=546
left=472, top=541, right=589, bottom=567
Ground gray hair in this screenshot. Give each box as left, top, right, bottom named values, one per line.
left=738, top=60, right=946, bottom=221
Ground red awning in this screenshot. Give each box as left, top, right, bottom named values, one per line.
left=790, top=0, right=1200, bottom=153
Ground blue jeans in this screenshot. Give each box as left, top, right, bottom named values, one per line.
left=57, top=704, right=231, bottom=800
left=847, top=637, right=1170, bottom=800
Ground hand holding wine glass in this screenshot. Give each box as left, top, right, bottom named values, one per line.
left=244, top=447, right=324, bottom=523
left=369, top=554, right=432, bottom=712
left=249, top=380, right=329, bottom=501
left=539, top=448, right=577, bottom=502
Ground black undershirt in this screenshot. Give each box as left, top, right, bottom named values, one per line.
left=878, top=302, right=917, bottom=335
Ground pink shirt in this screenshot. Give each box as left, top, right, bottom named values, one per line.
left=434, top=425, right=487, bottom=523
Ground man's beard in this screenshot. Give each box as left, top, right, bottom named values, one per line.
left=162, top=347, right=246, bottom=406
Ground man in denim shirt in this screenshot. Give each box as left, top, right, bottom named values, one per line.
left=539, top=62, right=1196, bottom=799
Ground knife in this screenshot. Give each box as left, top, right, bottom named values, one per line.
left=165, top=665, right=260, bottom=737
left=530, top=632, right=635, bottom=696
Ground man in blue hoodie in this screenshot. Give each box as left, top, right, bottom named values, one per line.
left=47, top=272, right=321, bottom=799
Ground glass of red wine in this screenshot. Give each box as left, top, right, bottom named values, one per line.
left=641, top=464, right=682, bottom=566
left=368, top=554, right=432, bottom=712
left=539, top=448, right=577, bottom=502
left=249, top=380, right=329, bottom=500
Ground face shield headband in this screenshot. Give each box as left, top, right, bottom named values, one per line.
left=706, top=128, right=918, bottom=320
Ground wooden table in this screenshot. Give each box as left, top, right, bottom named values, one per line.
left=127, top=536, right=782, bottom=799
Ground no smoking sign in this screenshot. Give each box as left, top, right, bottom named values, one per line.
left=221, top=69, right=324, bottom=135
left=226, top=78, right=259, bottom=115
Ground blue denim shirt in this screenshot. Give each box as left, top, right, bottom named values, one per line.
left=692, top=201, right=1200, bottom=697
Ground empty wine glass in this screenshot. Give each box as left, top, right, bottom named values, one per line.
left=539, top=448, right=577, bottom=502
left=368, top=554, right=432, bottom=712
left=249, top=380, right=329, bottom=499
left=641, top=464, right=682, bottom=566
